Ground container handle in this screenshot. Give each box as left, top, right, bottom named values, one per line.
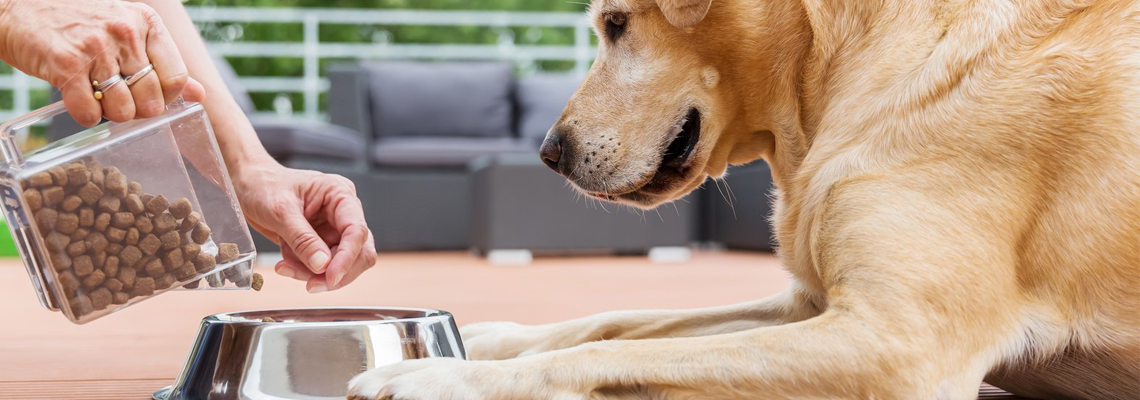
left=0, top=101, right=67, bottom=165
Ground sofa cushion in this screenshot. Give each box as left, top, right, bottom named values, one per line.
left=371, top=137, right=534, bottom=168
left=516, top=74, right=581, bottom=145
left=249, top=116, right=365, bottom=162
left=366, top=62, right=514, bottom=139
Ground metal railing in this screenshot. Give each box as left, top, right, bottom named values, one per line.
left=0, top=6, right=595, bottom=122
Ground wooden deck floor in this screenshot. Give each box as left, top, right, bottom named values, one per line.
left=0, top=251, right=1029, bottom=399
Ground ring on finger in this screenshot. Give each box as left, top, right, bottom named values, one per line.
left=124, top=64, right=154, bottom=86
left=92, top=74, right=124, bottom=101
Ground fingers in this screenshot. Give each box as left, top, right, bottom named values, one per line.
left=129, top=3, right=189, bottom=104
left=328, top=231, right=375, bottom=291
left=276, top=246, right=315, bottom=282
left=278, top=200, right=334, bottom=274
left=61, top=75, right=103, bottom=127
left=323, top=193, right=374, bottom=290
left=91, top=55, right=135, bottom=123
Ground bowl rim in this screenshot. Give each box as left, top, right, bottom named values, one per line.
left=205, top=306, right=455, bottom=325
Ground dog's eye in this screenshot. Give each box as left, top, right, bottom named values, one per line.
left=605, top=12, right=628, bottom=42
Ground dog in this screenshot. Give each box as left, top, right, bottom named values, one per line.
left=349, top=0, right=1140, bottom=398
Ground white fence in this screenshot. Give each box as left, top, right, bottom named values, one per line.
left=0, top=6, right=595, bottom=122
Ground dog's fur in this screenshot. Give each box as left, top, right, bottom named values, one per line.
left=349, top=0, right=1140, bottom=398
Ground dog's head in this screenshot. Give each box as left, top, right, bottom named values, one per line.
left=541, top=0, right=770, bottom=208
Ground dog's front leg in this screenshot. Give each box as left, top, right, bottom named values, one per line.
left=461, top=287, right=821, bottom=360
left=349, top=178, right=1026, bottom=399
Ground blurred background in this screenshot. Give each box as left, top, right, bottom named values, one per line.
left=0, top=0, right=777, bottom=264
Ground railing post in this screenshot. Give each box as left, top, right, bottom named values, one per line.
left=574, top=19, right=590, bottom=78
left=303, top=14, right=320, bottom=120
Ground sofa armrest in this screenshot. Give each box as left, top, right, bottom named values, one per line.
left=327, top=63, right=374, bottom=150
left=248, top=116, right=367, bottom=171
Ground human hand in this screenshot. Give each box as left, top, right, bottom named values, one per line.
left=0, top=0, right=204, bottom=126
left=233, top=161, right=376, bottom=293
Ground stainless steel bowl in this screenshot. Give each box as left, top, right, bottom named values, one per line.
left=153, top=307, right=465, bottom=400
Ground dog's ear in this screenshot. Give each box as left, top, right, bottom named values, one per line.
left=655, top=0, right=712, bottom=27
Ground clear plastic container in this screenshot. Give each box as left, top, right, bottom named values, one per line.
left=0, top=100, right=257, bottom=324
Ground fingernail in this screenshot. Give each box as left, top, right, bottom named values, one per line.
left=307, top=281, right=327, bottom=294
left=275, top=265, right=294, bottom=279
left=332, top=268, right=349, bottom=288
left=309, top=251, right=330, bottom=273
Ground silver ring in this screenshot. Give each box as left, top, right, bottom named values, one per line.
left=94, top=74, right=123, bottom=92
left=124, top=64, right=154, bottom=86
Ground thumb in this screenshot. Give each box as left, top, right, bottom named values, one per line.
left=180, top=77, right=206, bottom=103
left=277, top=210, right=332, bottom=274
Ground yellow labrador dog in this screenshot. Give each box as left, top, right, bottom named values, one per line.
left=350, top=0, right=1140, bottom=398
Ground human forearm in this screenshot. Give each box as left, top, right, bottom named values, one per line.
left=127, top=0, right=275, bottom=174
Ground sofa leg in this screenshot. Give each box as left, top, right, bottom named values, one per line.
left=486, top=249, right=534, bottom=266
left=648, top=246, right=691, bottom=263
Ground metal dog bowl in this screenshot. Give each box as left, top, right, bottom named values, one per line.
left=153, top=307, right=465, bottom=400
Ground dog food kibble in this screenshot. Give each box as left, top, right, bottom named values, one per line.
left=61, top=195, right=82, bottom=212
left=169, top=198, right=192, bottom=219
left=106, top=227, right=126, bottom=243
left=73, top=255, right=94, bottom=276
left=24, top=189, right=42, bottom=211
left=98, top=195, right=121, bottom=213
left=42, top=186, right=64, bottom=208
left=146, top=194, right=168, bottom=214
left=135, top=214, right=153, bottom=234
left=154, top=212, right=177, bottom=233
left=93, top=213, right=110, bottom=231
left=82, top=269, right=105, bottom=289
left=124, top=194, right=144, bottom=214
left=191, top=222, right=211, bottom=244
left=78, top=182, right=103, bottom=205
left=139, top=234, right=161, bottom=256
left=217, top=243, right=240, bottom=263
left=179, top=212, right=200, bottom=233
left=251, top=272, right=264, bottom=291
left=20, top=160, right=226, bottom=320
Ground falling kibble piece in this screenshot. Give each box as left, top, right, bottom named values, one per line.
left=191, top=221, right=211, bottom=244
left=24, top=189, right=42, bottom=211
left=42, top=187, right=64, bottom=208
left=145, top=194, right=169, bottom=215
left=251, top=273, right=264, bottom=291
left=169, top=198, right=192, bottom=219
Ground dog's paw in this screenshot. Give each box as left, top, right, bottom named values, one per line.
left=461, top=321, right=558, bottom=360
left=347, top=358, right=481, bottom=400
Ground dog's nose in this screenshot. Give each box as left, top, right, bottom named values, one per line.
left=540, top=130, right=565, bottom=173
